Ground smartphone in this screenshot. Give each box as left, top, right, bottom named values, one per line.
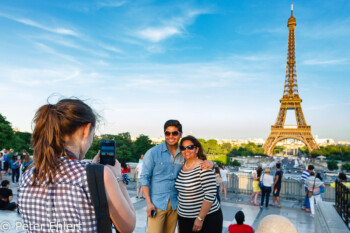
left=151, top=210, right=157, bottom=218
left=100, top=140, right=116, bottom=166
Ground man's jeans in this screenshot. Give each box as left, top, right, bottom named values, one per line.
left=303, top=187, right=310, bottom=209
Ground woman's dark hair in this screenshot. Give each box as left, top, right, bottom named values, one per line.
left=339, top=172, right=347, bottom=182
left=257, top=167, right=263, bottom=177
left=120, top=160, right=127, bottom=170
left=164, top=119, right=182, bottom=133
left=31, top=98, right=96, bottom=186
left=316, top=173, right=323, bottom=181
left=180, top=135, right=206, bottom=160
left=24, top=154, right=31, bottom=163
left=276, top=163, right=281, bottom=169
left=214, top=167, right=221, bottom=176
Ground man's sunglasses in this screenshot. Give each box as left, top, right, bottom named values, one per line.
left=165, top=131, right=180, bottom=137
left=180, top=145, right=197, bottom=151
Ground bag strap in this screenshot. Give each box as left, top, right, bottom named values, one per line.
left=86, top=164, right=113, bottom=233
left=261, top=173, right=264, bottom=184
left=312, top=177, right=316, bottom=191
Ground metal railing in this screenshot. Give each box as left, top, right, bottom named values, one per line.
left=227, top=172, right=335, bottom=202
left=335, top=180, right=350, bottom=229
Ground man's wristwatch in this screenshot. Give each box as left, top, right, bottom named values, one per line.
left=197, top=216, right=204, bottom=222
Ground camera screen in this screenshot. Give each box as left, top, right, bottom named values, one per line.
left=101, top=145, right=115, bottom=156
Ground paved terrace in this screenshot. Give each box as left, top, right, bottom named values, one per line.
left=0, top=174, right=316, bottom=233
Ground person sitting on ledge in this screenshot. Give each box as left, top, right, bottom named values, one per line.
left=256, top=215, right=297, bottom=233
left=330, top=172, right=350, bottom=189
left=0, top=180, right=18, bottom=211
left=228, top=210, right=254, bottom=233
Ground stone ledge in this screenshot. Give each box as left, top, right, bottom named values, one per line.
left=315, top=201, right=349, bottom=233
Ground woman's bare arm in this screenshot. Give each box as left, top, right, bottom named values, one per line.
left=104, top=165, right=136, bottom=233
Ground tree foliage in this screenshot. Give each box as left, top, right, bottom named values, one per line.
left=85, top=133, right=155, bottom=162
left=311, top=146, right=350, bottom=161
left=230, top=159, right=241, bottom=167
left=327, top=160, right=338, bottom=171
left=342, top=163, right=350, bottom=172
left=0, top=113, right=32, bottom=153
left=227, top=143, right=267, bottom=157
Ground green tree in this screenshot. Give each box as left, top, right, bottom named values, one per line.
left=0, top=113, right=14, bottom=149
left=207, top=139, right=218, bottom=154
left=221, top=143, right=232, bottom=154
left=133, top=135, right=154, bottom=159
left=12, top=131, right=32, bottom=153
left=230, top=159, right=241, bottom=167
left=327, top=160, right=338, bottom=171
left=115, top=132, right=133, bottom=161
left=342, top=163, right=350, bottom=172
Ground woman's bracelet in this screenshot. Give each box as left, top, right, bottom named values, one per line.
left=197, top=216, right=204, bottom=222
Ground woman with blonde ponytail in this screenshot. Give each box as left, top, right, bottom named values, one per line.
left=18, top=98, right=136, bottom=233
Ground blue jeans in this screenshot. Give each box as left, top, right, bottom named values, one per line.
left=261, top=186, right=271, bottom=207
left=303, top=187, right=310, bottom=209
left=12, top=168, right=19, bottom=183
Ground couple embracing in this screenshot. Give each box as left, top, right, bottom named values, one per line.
left=140, top=120, right=223, bottom=233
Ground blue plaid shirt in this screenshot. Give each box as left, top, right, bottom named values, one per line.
left=140, top=142, right=184, bottom=211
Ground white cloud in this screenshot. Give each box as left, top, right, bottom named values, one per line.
left=0, top=13, right=79, bottom=37
left=137, top=27, right=181, bottom=43
left=35, top=43, right=82, bottom=64
left=98, top=43, right=123, bottom=54
left=134, top=8, right=210, bottom=43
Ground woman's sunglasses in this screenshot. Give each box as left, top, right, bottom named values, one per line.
left=180, top=145, right=197, bottom=151
left=165, top=131, right=180, bottom=137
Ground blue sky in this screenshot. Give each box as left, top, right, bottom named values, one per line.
left=0, top=0, right=349, bottom=141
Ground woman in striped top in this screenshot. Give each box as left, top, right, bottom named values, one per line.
left=175, top=136, right=222, bottom=233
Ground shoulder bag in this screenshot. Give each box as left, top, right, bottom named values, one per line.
left=259, top=174, right=264, bottom=188
left=306, top=177, right=316, bottom=198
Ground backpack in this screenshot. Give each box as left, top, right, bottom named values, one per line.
left=86, top=164, right=120, bottom=233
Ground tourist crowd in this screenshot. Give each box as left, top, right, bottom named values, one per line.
left=0, top=98, right=347, bottom=233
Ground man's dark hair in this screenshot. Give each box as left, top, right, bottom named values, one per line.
left=308, top=165, right=314, bottom=170
left=276, top=163, right=281, bottom=169
left=339, top=172, right=347, bottom=181
left=1, top=180, right=10, bottom=187
left=164, top=119, right=182, bottom=133
left=235, top=211, right=245, bottom=225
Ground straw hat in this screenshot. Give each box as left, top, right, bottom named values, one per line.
left=256, top=215, right=297, bottom=233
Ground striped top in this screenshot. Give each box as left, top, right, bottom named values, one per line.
left=175, top=166, right=220, bottom=218
left=301, top=170, right=310, bottom=187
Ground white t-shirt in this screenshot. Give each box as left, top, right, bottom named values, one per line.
left=136, top=162, right=143, bottom=179
left=260, top=174, right=274, bottom=187
left=220, top=169, right=228, bottom=182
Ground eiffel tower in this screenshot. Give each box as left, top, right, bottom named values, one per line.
left=263, top=4, right=319, bottom=156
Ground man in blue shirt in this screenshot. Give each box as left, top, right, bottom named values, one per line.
left=141, top=120, right=212, bottom=233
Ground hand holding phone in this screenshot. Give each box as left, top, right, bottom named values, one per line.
left=151, top=210, right=157, bottom=218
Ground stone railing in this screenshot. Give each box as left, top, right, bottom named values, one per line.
left=228, top=172, right=335, bottom=202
